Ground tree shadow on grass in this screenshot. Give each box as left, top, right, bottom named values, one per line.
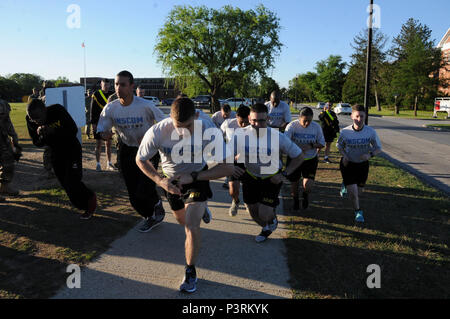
left=282, top=179, right=450, bottom=298
left=285, top=237, right=450, bottom=299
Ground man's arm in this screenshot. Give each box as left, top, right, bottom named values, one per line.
left=26, top=116, right=45, bottom=147
left=136, top=157, right=182, bottom=195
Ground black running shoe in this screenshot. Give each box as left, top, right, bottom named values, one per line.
left=255, top=225, right=272, bottom=243
left=180, top=267, right=197, bottom=293
left=138, top=217, right=163, bottom=233
left=302, top=193, right=309, bottom=210
left=154, top=200, right=165, bottom=221
left=293, top=197, right=300, bottom=210
left=202, top=206, right=212, bottom=224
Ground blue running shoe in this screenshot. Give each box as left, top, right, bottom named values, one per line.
left=180, top=268, right=198, bottom=293
left=202, top=206, right=212, bottom=224
left=340, top=183, right=348, bottom=198
left=355, top=210, right=365, bottom=223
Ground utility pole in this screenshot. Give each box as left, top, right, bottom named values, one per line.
left=363, top=0, right=374, bottom=125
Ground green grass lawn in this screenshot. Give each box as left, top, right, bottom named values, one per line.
left=9, top=103, right=29, bottom=141
left=367, top=107, right=447, bottom=120
left=284, top=143, right=450, bottom=298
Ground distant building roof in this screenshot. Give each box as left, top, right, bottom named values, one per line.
left=437, top=28, right=450, bottom=49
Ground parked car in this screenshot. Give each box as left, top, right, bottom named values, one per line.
left=143, top=96, right=160, bottom=105
left=193, top=95, right=212, bottom=109
left=316, top=102, right=326, bottom=109
left=161, top=98, right=175, bottom=106
left=334, top=103, right=352, bottom=115
left=433, top=97, right=450, bottom=118
left=223, top=97, right=251, bottom=110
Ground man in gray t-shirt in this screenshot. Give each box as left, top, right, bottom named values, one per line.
left=231, top=103, right=303, bottom=243
left=97, top=71, right=167, bottom=232
left=265, top=91, right=291, bottom=131
left=337, top=104, right=382, bottom=223
left=136, top=97, right=234, bottom=294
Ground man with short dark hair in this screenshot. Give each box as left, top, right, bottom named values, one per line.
left=30, top=88, right=40, bottom=100
left=91, top=78, right=114, bottom=171
left=265, top=91, right=291, bottom=132
left=231, top=103, right=303, bottom=242
left=96, top=70, right=166, bottom=232
left=26, top=98, right=97, bottom=219
left=318, top=102, right=339, bottom=163
left=337, top=104, right=382, bottom=223
left=220, top=105, right=250, bottom=216
left=285, top=107, right=325, bottom=211
left=211, top=104, right=236, bottom=128
left=136, top=86, right=145, bottom=98
left=136, top=97, right=234, bottom=293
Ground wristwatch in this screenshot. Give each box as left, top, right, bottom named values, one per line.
left=190, top=171, right=199, bottom=182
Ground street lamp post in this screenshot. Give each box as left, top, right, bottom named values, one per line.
left=364, top=0, right=374, bottom=125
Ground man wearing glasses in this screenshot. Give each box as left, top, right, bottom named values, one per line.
left=230, top=103, right=304, bottom=242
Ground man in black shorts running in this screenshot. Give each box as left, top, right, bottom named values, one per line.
left=285, top=107, right=325, bottom=211
left=337, top=104, right=382, bottom=223
left=136, top=97, right=234, bottom=293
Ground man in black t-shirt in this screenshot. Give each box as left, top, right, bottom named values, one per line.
left=318, top=102, right=339, bottom=163
left=26, top=99, right=97, bottom=220
left=90, top=78, right=114, bottom=171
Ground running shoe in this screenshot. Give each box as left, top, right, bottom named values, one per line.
left=179, top=268, right=198, bottom=293
left=228, top=201, right=239, bottom=216
left=202, top=206, right=212, bottom=224
left=154, top=200, right=166, bottom=221
left=355, top=210, right=365, bottom=223
left=80, top=193, right=97, bottom=220
left=138, top=216, right=163, bottom=232
left=268, top=216, right=278, bottom=232
left=106, top=162, right=116, bottom=171
left=292, top=197, right=300, bottom=210
left=302, top=192, right=309, bottom=210
left=255, top=225, right=272, bottom=243
left=340, top=183, right=347, bottom=198
left=96, top=163, right=102, bottom=172
left=324, top=157, right=332, bottom=164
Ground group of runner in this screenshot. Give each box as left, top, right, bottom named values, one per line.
left=23, top=70, right=382, bottom=294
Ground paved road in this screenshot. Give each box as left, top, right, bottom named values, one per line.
left=302, top=105, right=450, bottom=196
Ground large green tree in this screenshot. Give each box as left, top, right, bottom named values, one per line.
left=342, top=29, right=388, bottom=109
left=288, top=72, right=317, bottom=103
left=6, top=73, right=43, bottom=98
left=389, top=18, right=443, bottom=114
left=314, top=55, right=346, bottom=102
left=155, top=5, right=282, bottom=112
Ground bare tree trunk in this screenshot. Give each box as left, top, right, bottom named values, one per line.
left=375, top=87, right=381, bottom=111
left=210, top=89, right=220, bottom=113
left=414, top=95, right=418, bottom=117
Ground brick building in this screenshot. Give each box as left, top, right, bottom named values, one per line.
left=437, top=28, right=450, bottom=96
left=80, top=77, right=179, bottom=99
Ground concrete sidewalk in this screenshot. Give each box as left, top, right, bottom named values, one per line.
left=53, top=178, right=293, bottom=299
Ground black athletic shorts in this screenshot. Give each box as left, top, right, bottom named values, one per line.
left=339, top=158, right=369, bottom=187
left=165, top=166, right=212, bottom=211
left=287, top=156, right=319, bottom=181
left=241, top=172, right=282, bottom=208
left=323, top=130, right=337, bottom=143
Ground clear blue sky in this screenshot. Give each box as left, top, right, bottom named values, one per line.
left=0, top=0, right=448, bottom=89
